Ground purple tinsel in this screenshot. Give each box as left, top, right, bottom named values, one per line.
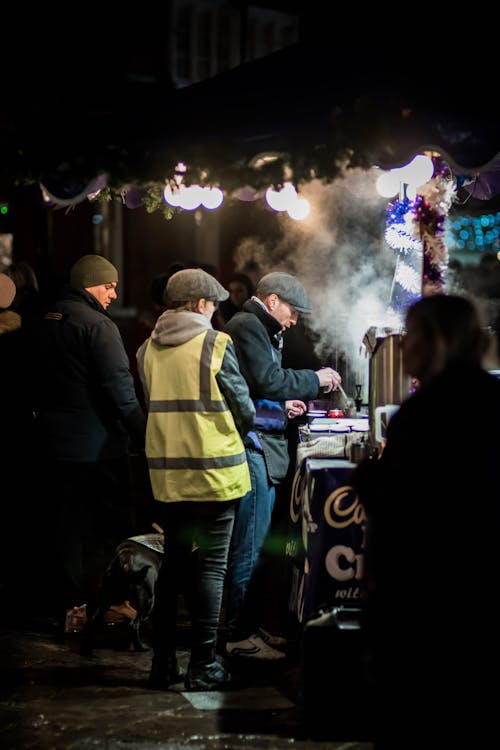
left=412, top=195, right=445, bottom=235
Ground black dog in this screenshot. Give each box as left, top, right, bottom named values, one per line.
left=80, top=534, right=163, bottom=656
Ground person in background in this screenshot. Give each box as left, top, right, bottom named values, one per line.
left=141, top=264, right=186, bottom=339
left=213, top=272, right=255, bottom=329
left=127, top=263, right=188, bottom=532
left=35, top=254, right=146, bottom=634
left=4, top=260, right=42, bottom=327
left=137, top=268, right=255, bottom=691
left=223, top=271, right=342, bottom=659
left=0, top=272, right=39, bottom=614
left=352, top=293, right=500, bottom=748
left=129, top=262, right=186, bottom=403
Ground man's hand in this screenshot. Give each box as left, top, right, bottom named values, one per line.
left=286, top=399, right=307, bottom=419
left=315, top=367, right=342, bottom=393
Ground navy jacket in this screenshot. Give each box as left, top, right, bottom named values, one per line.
left=224, top=299, right=320, bottom=401
left=224, top=299, right=320, bottom=482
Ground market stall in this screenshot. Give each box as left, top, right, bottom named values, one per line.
left=286, top=415, right=373, bottom=741
left=286, top=416, right=370, bottom=624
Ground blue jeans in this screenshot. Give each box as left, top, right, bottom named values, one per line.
left=152, top=499, right=236, bottom=669
left=225, top=448, right=275, bottom=641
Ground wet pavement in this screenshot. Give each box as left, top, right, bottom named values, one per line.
left=0, top=619, right=374, bottom=750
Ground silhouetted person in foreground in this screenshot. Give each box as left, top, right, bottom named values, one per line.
left=352, top=293, right=500, bottom=748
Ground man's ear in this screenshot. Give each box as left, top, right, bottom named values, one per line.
left=266, top=294, right=278, bottom=311
left=195, top=298, right=206, bottom=314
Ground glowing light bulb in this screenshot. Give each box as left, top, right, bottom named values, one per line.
left=287, top=197, right=310, bottom=220
left=404, top=154, right=434, bottom=188
left=163, top=184, right=182, bottom=207
left=265, top=182, right=296, bottom=211
left=376, top=170, right=401, bottom=198
left=201, top=187, right=224, bottom=209
left=178, top=185, right=203, bottom=210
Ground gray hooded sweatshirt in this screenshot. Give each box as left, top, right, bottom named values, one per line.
left=136, top=309, right=255, bottom=437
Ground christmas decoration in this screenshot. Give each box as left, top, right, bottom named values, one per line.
left=385, top=157, right=456, bottom=319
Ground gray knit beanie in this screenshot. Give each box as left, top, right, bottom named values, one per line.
left=70, top=255, right=118, bottom=289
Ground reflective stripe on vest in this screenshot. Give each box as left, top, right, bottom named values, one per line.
left=143, top=328, right=250, bottom=502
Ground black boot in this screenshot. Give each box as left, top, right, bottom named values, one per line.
left=185, top=639, right=237, bottom=691
left=185, top=657, right=237, bottom=691
left=148, top=653, right=185, bottom=690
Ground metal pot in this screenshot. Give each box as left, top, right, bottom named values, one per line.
left=349, top=441, right=371, bottom=464
left=368, top=333, right=412, bottom=441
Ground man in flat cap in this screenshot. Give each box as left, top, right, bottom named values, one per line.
left=136, top=267, right=255, bottom=691
left=35, top=254, right=146, bottom=636
left=223, top=271, right=341, bottom=659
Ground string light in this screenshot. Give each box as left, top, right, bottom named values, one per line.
left=446, top=212, right=500, bottom=253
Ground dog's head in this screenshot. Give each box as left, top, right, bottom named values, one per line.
left=102, top=542, right=161, bottom=616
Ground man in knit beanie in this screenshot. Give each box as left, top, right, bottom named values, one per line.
left=69, top=254, right=119, bottom=310
left=70, top=254, right=118, bottom=289
left=35, top=254, right=146, bottom=638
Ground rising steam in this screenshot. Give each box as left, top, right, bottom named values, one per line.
left=233, top=168, right=398, bottom=396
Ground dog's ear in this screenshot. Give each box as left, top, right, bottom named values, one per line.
left=118, top=548, right=147, bottom=575
left=129, top=564, right=152, bottom=581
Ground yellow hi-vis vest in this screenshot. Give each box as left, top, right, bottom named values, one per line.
left=143, top=328, right=250, bottom=503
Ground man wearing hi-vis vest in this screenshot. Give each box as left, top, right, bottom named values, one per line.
left=137, top=268, right=255, bottom=692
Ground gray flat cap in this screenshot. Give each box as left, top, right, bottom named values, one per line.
left=167, top=268, right=229, bottom=303
left=256, top=271, right=312, bottom=314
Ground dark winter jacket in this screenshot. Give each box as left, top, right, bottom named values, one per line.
left=35, top=286, right=146, bottom=462
left=224, top=298, right=321, bottom=482
left=351, top=363, right=500, bottom=744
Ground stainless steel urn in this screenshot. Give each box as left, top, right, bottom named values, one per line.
left=366, top=331, right=412, bottom=443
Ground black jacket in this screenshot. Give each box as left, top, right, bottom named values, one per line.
left=351, top=363, right=500, bottom=744
left=225, top=299, right=320, bottom=482
left=36, top=286, right=146, bottom=461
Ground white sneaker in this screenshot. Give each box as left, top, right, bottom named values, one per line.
left=226, top=634, right=286, bottom=660
left=257, top=627, right=287, bottom=648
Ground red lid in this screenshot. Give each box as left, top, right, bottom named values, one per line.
left=328, top=409, right=344, bottom=418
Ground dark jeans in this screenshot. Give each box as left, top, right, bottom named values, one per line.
left=224, top=448, right=275, bottom=641
left=46, top=457, right=134, bottom=617
left=151, top=499, right=236, bottom=669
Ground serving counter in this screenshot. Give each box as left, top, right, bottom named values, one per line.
left=287, top=420, right=368, bottom=624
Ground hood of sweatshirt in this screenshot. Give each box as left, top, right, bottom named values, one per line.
left=0, top=309, right=21, bottom=335
left=151, top=309, right=213, bottom=347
